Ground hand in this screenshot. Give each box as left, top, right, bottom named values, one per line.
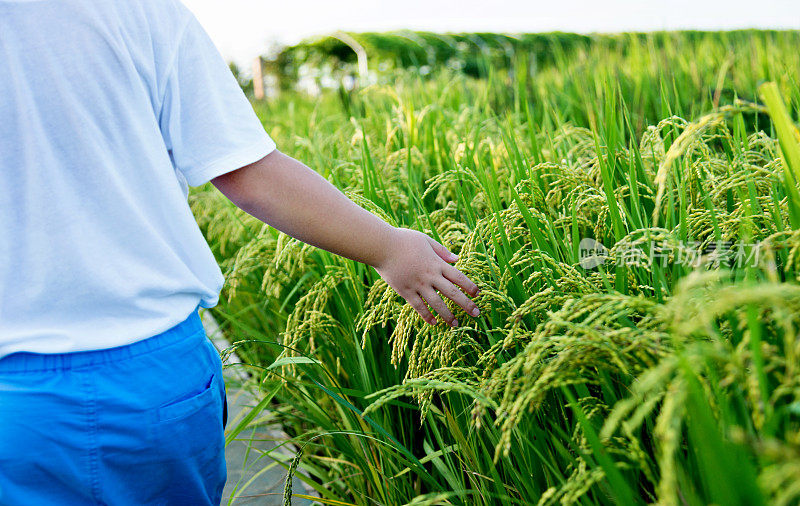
left=373, top=227, right=481, bottom=327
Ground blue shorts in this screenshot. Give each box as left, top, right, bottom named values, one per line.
left=0, top=308, right=227, bottom=505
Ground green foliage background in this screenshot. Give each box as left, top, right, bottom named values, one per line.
left=193, top=30, right=800, bottom=505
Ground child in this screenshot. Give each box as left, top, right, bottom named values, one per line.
left=0, top=0, right=480, bottom=503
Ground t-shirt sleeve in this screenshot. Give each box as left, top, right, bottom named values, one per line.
left=157, top=12, right=276, bottom=187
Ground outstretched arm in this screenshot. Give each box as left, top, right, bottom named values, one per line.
left=210, top=150, right=481, bottom=327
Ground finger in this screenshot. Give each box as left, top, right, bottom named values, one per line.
left=406, top=293, right=437, bottom=326
left=442, top=264, right=480, bottom=297
left=433, top=278, right=480, bottom=317
left=420, top=288, right=458, bottom=327
left=425, top=235, right=458, bottom=263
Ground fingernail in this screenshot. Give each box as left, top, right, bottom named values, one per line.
left=450, top=319, right=459, bottom=327
left=471, top=308, right=480, bottom=317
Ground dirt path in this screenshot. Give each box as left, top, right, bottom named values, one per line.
left=200, top=309, right=314, bottom=506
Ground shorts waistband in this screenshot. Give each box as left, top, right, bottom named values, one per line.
left=0, top=308, right=206, bottom=373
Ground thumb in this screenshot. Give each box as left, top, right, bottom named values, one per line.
left=427, top=235, right=458, bottom=263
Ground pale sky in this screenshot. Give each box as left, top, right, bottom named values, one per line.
left=181, top=0, right=800, bottom=67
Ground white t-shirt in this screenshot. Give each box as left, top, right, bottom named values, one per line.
left=0, top=0, right=276, bottom=357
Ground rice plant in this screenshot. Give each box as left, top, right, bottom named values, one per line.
left=191, top=31, right=800, bottom=505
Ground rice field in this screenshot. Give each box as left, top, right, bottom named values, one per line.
left=192, top=30, right=800, bottom=505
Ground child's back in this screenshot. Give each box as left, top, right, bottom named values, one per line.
left=0, top=0, right=275, bottom=357
left=0, top=2, right=275, bottom=503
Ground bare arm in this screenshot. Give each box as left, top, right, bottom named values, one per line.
left=210, top=150, right=481, bottom=326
